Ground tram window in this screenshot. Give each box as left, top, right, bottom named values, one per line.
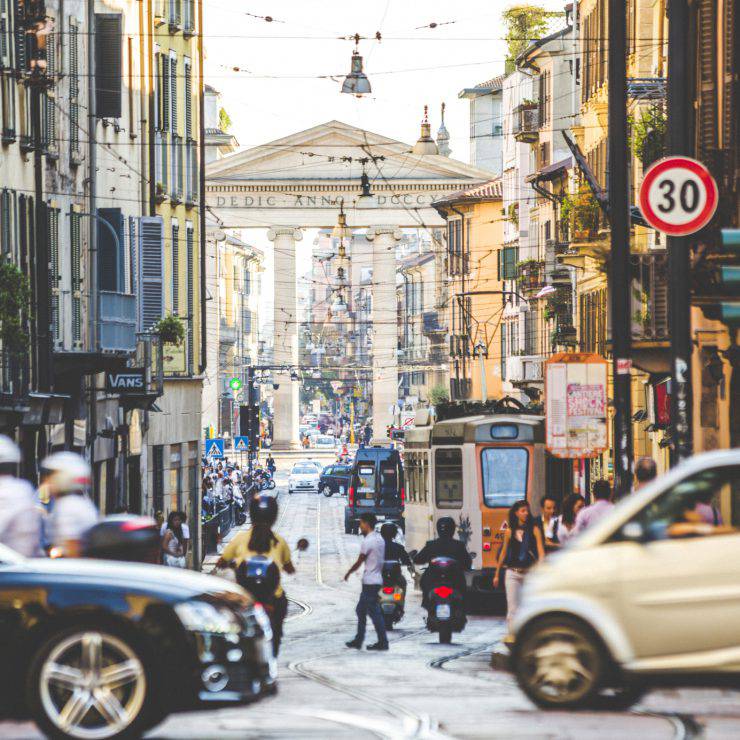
left=481, top=447, right=528, bottom=508
left=435, top=448, right=463, bottom=508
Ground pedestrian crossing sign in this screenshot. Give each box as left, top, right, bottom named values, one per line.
left=234, top=436, right=249, bottom=452
left=206, top=438, right=224, bottom=458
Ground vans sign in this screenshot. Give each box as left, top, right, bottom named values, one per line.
left=105, top=370, right=146, bottom=392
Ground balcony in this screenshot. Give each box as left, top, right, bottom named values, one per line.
left=507, top=355, right=544, bottom=385
left=516, top=259, right=545, bottom=298
left=512, top=103, right=539, bottom=143
left=219, top=317, right=238, bottom=346
left=99, top=291, right=137, bottom=353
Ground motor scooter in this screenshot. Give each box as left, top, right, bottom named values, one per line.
left=379, top=559, right=414, bottom=630
left=415, top=555, right=468, bottom=644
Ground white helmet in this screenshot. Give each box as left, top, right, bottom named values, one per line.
left=41, top=452, right=92, bottom=494
left=0, top=435, right=21, bottom=466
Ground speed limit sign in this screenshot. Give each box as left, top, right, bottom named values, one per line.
left=639, top=156, right=718, bottom=236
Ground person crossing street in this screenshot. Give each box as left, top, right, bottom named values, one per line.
left=344, top=513, right=389, bottom=651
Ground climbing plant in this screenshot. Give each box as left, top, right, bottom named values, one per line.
left=630, top=104, right=667, bottom=167
left=502, top=5, right=563, bottom=65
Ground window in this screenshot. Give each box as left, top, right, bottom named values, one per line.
left=95, top=14, right=122, bottom=118
left=481, top=447, right=528, bottom=508
left=1, top=74, right=16, bottom=141
left=435, top=448, right=463, bottom=508
left=0, top=188, right=14, bottom=257
left=70, top=210, right=82, bottom=345
left=97, top=208, right=125, bottom=292
left=186, top=222, right=194, bottom=371
left=48, top=206, right=60, bottom=343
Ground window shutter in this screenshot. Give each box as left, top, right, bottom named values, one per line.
left=14, top=0, right=27, bottom=71
left=161, top=54, right=169, bottom=131
left=170, top=55, right=177, bottom=135
left=70, top=210, right=82, bottom=345
left=0, top=189, right=10, bottom=255
left=184, top=59, right=192, bottom=139
left=97, top=207, right=124, bottom=292
left=94, top=14, right=122, bottom=118
left=696, top=0, right=717, bottom=159
left=0, top=0, right=10, bottom=68
left=186, top=225, right=194, bottom=372
left=138, top=216, right=164, bottom=332
left=48, top=207, right=60, bottom=343
left=171, top=221, right=179, bottom=313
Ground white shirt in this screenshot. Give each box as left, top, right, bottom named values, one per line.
left=160, top=522, right=191, bottom=539
left=360, top=530, right=385, bottom=585
left=49, top=494, right=98, bottom=547
left=0, top=476, right=42, bottom=557
left=553, top=516, right=578, bottom=545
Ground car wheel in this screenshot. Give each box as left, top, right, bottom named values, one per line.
left=322, top=485, right=333, bottom=498
left=513, top=616, right=607, bottom=710
left=592, top=683, right=646, bottom=710
left=27, top=625, right=157, bottom=740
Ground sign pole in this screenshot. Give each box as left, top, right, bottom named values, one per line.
left=607, top=0, right=633, bottom=497
left=666, top=0, right=693, bottom=462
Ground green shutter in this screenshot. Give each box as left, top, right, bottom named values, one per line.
left=94, top=14, right=122, bottom=118
left=171, top=222, right=179, bottom=313
left=161, top=55, right=169, bottom=131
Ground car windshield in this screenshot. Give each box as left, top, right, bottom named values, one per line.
left=316, top=436, right=334, bottom=444
left=293, top=466, right=317, bottom=474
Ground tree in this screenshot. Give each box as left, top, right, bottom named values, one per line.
left=502, top=5, right=563, bottom=65
left=0, top=262, right=30, bottom=354
left=429, top=384, right=450, bottom=405
left=219, top=107, right=232, bottom=132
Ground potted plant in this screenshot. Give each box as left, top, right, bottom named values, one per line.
left=154, top=313, right=185, bottom=345
left=565, top=188, right=601, bottom=240
left=155, top=182, right=167, bottom=203
left=508, top=202, right=519, bottom=229
left=631, top=104, right=667, bottom=168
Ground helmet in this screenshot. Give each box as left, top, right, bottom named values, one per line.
left=249, top=493, right=278, bottom=526
left=0, top=435, right=21, bottom=466
left=436, top=517, right=456, bottom=538
left=40, top=452, right=92, bottom=494
left=380, top=522, right=397, bottom=541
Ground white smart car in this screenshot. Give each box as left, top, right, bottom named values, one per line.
left=511, top=449, right=740, bottom=710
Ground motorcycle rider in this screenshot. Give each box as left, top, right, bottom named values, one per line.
left=43, top=452, right=98, bottom=558
left=0, top=436, right=42, bottom=557
left=413, top=517, right=471, bottom=604
left=217, top=494, right=295, bottom=656
left=266, top=454, right=276, bottom=475
left=380, top=522, right=412, bottom=594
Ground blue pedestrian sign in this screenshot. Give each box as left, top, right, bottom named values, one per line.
left=234, top=436, right=249, bottom=452
left=205, top=438, right=224, bottom=458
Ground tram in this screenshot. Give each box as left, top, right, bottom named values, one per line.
left=403, top=397, right=571, bottom=607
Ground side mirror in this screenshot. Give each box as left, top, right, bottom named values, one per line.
left=296, top=538, right=310, bottom=552
left=621, top=521, right=645, bottom=542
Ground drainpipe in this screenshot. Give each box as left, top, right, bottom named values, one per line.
left=198, top=0, right=207, bottom=376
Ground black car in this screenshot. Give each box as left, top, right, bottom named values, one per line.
left=345, top=447, right=404, bottom=534
left=0, top=543, right=276, bottom=739
left=318, top=464, right=352, bottom=497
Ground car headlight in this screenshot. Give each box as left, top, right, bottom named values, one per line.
left=175, top=600, right=242, bottom=634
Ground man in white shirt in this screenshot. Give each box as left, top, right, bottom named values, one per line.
left=344, top=513, right=389, bottom=651
left=0, top=436, right=41, bottom=557
left=574, top=479, right=614, bottom=534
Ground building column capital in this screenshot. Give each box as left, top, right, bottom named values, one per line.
left=267, top=226, right=303, bottom=242
left=366, top=225, right=403, bottom=242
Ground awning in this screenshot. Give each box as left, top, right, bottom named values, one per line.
left=526, top=157, right=572, bottom=184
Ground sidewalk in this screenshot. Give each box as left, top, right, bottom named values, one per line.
left=201, top=520, right=249, bottom=574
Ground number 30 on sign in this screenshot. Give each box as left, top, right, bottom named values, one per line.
left=639, top=156, right=719, bottom=236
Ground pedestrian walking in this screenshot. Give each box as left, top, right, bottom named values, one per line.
left=536, top=494, right=560, bottom=551
left=574, top=479, right=614, bottom=534
left=43, top=452, right=97, bottom=558
left=344, top=512, right=389, bottom=651
left=493, top=500, right=544, bottom=634
left=160, top=510, right=190, bottom=559
left=552, top=493, right=585, bottom=546
left=0, top=436, right=41, bottom=557
left=162, top=511, right=187, bottom=567
left=634, top=456, right=657, bottom=490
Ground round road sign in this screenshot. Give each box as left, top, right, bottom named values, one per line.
left=639, top=156, right=718, bottom=236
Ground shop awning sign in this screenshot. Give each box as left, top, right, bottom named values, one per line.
left=545, top=353, right=608, bottom=459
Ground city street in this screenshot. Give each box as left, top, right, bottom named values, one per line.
left=9, top=469, right=740, bottom=740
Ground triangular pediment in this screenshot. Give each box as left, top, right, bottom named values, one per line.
left=206, top=120, right=494, bottom=184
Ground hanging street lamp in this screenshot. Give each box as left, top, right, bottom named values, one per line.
left=341, top=34, right=371, bottom=97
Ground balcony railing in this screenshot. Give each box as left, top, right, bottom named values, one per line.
left=516, top=259, right=545, bottom=297
left=99, top=291, right=137, bottom=353
left=507, top=355, right=544, bottom=384
left=185, top=138, right=198, bottom=205
left=512, top=103, right=539, bottom=142
left=422, top=310, right=445, bottom=335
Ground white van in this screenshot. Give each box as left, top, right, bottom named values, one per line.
left=512, top=449, right=740, bottom=709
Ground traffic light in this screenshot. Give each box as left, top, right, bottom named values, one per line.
left=386, top=425, right=392, bottom=439
left=239, top=404, right=260, bottom=444
left=697, top=229, right=740, bottom=327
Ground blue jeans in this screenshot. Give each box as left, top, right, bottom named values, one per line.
left=355, top=584, right=388, bottom=645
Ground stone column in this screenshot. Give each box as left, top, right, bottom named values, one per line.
left=367, top=226, right=402, bottom=441
left=267, top=227, right=302, bottom=449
